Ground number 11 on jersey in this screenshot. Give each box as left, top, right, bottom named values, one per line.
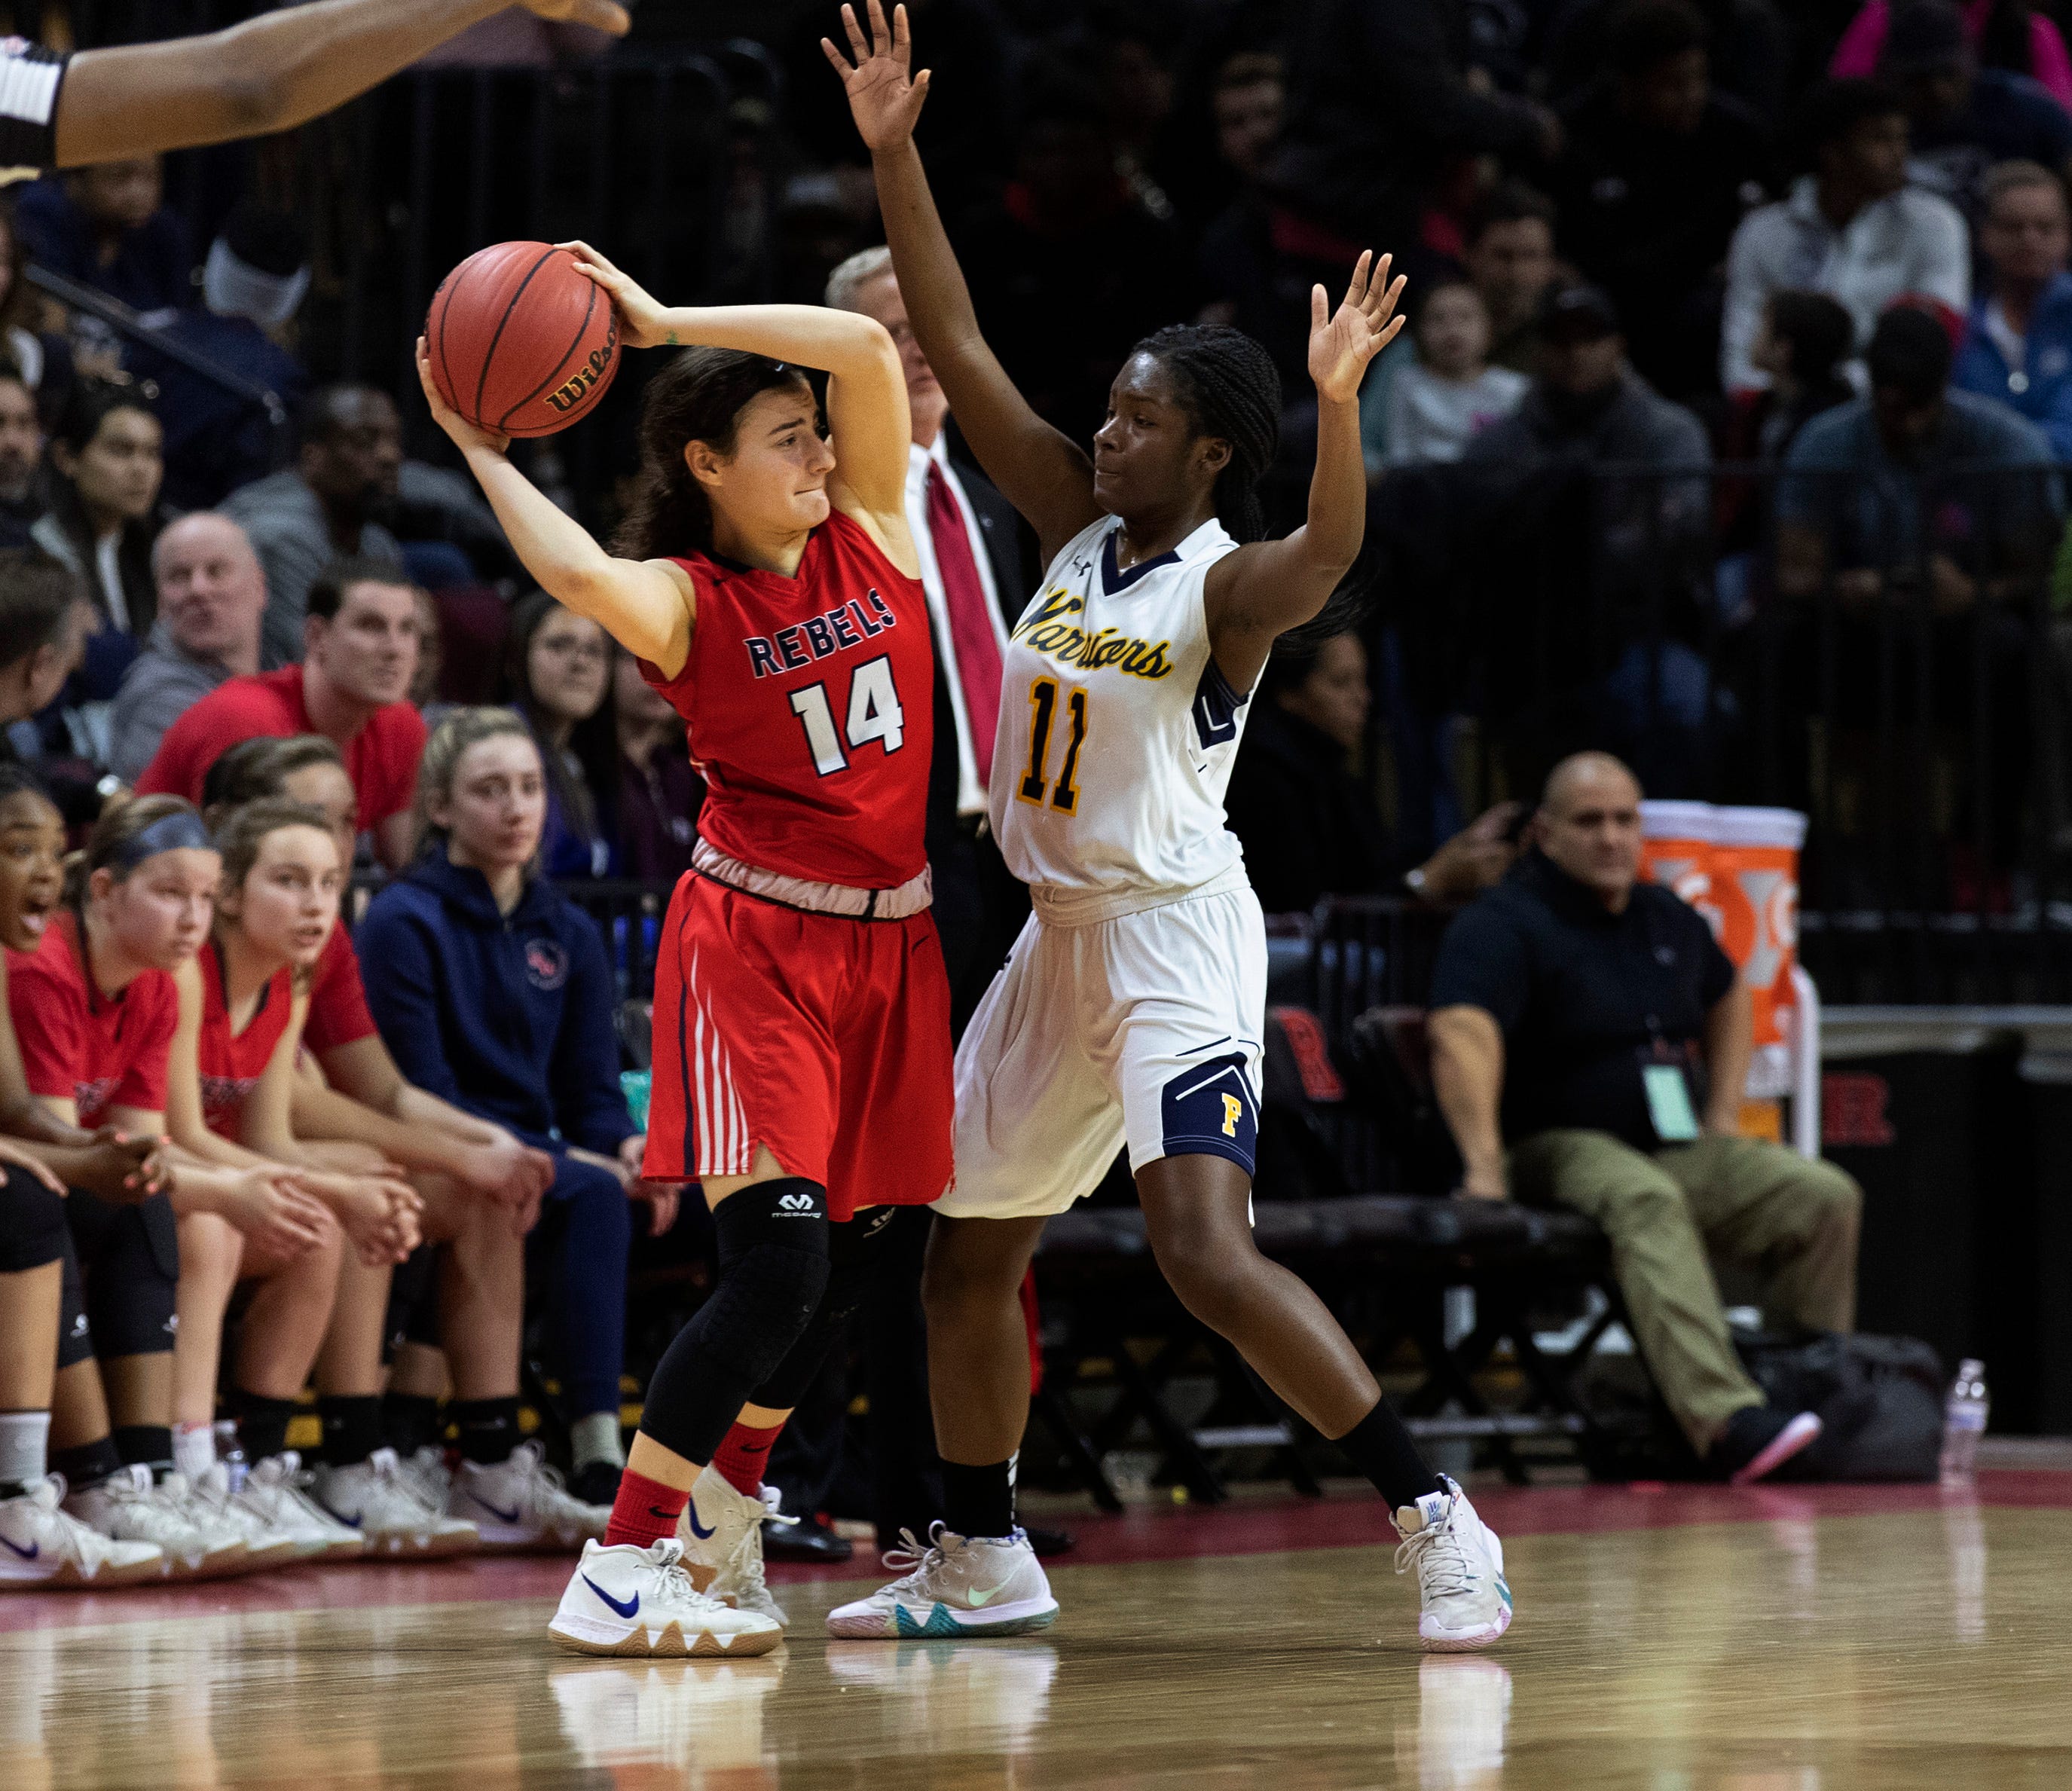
left=1017, top=675, right=1088, bottom=814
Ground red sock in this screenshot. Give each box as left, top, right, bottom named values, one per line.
left=605, top=1467, right=690, bottom=1550
left=710, top=1420, right=785, bottom=1496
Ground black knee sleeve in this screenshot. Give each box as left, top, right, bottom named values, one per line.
left=66, top=1190, right=178, bottom=1359
left=55, top=1230, right=92, bottom=1369
left=640, top=1178, right=831, bottom=1465
left=752, top=1203, right=902, bottom=1412
left=0, top=1164, right=67, bottom=1273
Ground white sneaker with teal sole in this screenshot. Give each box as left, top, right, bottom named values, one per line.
left=1394, top=1477, right=1513, bottom=1652
left=548, top=1538, right=786, bottom=1658
left=825, top=1524, right=1059, bottom=1640
left=677, top=1475, right=787, bottom=1627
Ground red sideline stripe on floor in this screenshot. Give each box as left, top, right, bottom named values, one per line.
left=4, top=1470, right=2066, bottom=1633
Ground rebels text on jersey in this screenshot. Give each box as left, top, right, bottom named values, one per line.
left=642, top=510, right=935, bottom=891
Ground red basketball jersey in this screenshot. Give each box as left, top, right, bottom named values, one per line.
left=642, top=509, right=934, bottom=890
left=195, top=940, right=295, bottom=1138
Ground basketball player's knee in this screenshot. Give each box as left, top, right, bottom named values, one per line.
left=921, top=1222, right=1022, bottom=1332
left=1150, top=1225, right=1263, bottom=1335
left=698, top=1178, right=833, bottom=1387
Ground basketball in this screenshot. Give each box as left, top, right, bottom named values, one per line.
left=424, top=240, right=619, bottom=438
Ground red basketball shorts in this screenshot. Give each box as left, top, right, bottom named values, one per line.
left=644, top=873, right=954, bottom=1222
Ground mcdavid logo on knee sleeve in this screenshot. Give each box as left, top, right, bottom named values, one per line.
left=778, top=1192, right=817, bottom=1214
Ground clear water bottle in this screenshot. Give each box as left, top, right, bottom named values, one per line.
left=1940, top=1358, right=1989, bottom=1483
left=213, top=1420, right=249, bottom=1494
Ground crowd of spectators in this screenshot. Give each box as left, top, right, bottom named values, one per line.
left=0, top=0, right=2067, bottom=906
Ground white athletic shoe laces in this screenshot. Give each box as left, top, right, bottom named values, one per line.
left=0, top=1475, right=167, bottom=1587
left=191, top=1462, right=302, bottom=1572
left=66, top=1465, right=245, bottom=1579
left=548, top=1537, right=785, bottom=1658
left=825, top=1522, right=1059, bottom=1640
left=452, top=1441, right=609, bottom=1553
left=680, top=1477, right=788, bottom=1626
left=237, top=1453, right=365, bottom=1560
left=315, top=1447, right=478, bottom=1557
left=1393, top=1478, right=1514, bottom=1652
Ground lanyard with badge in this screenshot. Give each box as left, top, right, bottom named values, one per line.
left=1635, top=909, right=1703, bottom=1142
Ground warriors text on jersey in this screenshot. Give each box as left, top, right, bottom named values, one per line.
left=642, top=509, right=935, bottom=892
left=989, top=515, right=1248, bottom=922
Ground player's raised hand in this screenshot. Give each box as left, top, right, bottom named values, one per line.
left=520, top=0, right=632, bottom=35
left=824, top=0, right=931, bottom=154
left=416, top=338, right=510, bottom=457
left=561, top=240, right=673, bottom=350
left=1308, top=252, right=1407, bottom=405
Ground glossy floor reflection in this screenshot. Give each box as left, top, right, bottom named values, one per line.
left=5, top=1486, right=2070, bottom=1788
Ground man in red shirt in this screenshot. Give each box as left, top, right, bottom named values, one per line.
left=136, top=556, right=427, bottom=869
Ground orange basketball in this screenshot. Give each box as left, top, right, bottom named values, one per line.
left=425, top=241, right=619, bottom=438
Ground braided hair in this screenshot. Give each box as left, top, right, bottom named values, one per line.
left=1132, top=324, right=1282, bottom=545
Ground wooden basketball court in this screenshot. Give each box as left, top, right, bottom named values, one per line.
left=7, top=1462, right=2069, bottom=1788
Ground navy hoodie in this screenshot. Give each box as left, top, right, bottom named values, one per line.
left=357, top=850, right=634, bottom=1154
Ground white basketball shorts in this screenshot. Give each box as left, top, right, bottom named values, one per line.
left=934, top=882, right=1267, bottom=1221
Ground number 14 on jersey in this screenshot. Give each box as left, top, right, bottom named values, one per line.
left=789, top=654, right=905, bottom=776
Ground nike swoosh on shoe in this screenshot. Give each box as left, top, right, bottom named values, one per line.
left=582, top=1574, right=639, bottom=1618
left=469, top=1496, right=524, bottom=1525
left=0, top=1536, right=38, bottom=1560
left=686, top=1509, right=716, bottom=1539
left=966, top=1583, right=1013, bottom=1607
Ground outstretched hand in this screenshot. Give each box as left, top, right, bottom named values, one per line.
left=824, top=0, right=931, bottom=154
left=1308, top=252, right=1407, bottom=405
left=561, top=240, right=674, bottom=351
left=416, top=338, right=509, bottom=458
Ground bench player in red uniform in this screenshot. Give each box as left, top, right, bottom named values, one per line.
left=420, top=249, right=950, bottom=1658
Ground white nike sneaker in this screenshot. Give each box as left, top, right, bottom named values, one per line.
left=157, top=1470, right=271, bottom=1579
left=234, top=1454, right=365, bottom=1561
left=677, top=1475, right=787, bottom=1627
left=0, top=1476, right=167, bottom=1587
left=189, top=1462, right=302, bottom=1573
left=451, top=1441, right=610, bottom=1553
left=1393, top=1478, right=1514, bottom=1652
left=66, top=1465, right=246, bottom=1580
left=398, top=1444, right=453, bottom=1514
left=313, top=1448, right=480, bottom=1557
left=548, top=1538, right=786, bottom=1658
left=825, top=1524, right=1059, bottom=1640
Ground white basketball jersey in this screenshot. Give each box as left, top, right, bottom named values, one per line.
left=989, top=515, right=1251, bottom=923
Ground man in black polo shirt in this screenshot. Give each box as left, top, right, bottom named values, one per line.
left=1427, top=752, right=1863, bottom=1483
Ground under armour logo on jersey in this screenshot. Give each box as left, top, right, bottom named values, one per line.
left=778, top=1192, right=817, bottom=1214
left=69, top=1313, right=88, bottom=1337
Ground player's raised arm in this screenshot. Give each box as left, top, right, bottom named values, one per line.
left=826, top=0, right=1103, bottom=565
left=53, top=0, right=629, bottom=167
left=1203, top=252, right=1406, bottom=691
left=564, top=243, right=916, bottom=567
left=417, top=340, right=694, bottom=677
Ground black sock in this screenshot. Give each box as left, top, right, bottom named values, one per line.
left=112, top=1424, right=172, bottom=1475
left=383, top=1392, right=444, bottom=1458
left=1335, top=1398, right=1444, bottom=1510
left=231, top=1391, right=298, bottom=1464
left=452, top=1397, right=520, bottom=1467
left=319, top=1395, right=383, bottom=1469
left=52, top=1435, right=124, bottom=1488
left=941, top=1459, right=1016, bottom=1539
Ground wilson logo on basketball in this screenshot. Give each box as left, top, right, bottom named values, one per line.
left=546, top=322, right=619, bottom=414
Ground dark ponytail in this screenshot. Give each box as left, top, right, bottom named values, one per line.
left=1135, top=324, right=1282, bottom=545
left=612, top=348, right=814, bottom=561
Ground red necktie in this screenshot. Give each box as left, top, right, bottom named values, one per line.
left=925, top=460, right=1004, bottom=785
